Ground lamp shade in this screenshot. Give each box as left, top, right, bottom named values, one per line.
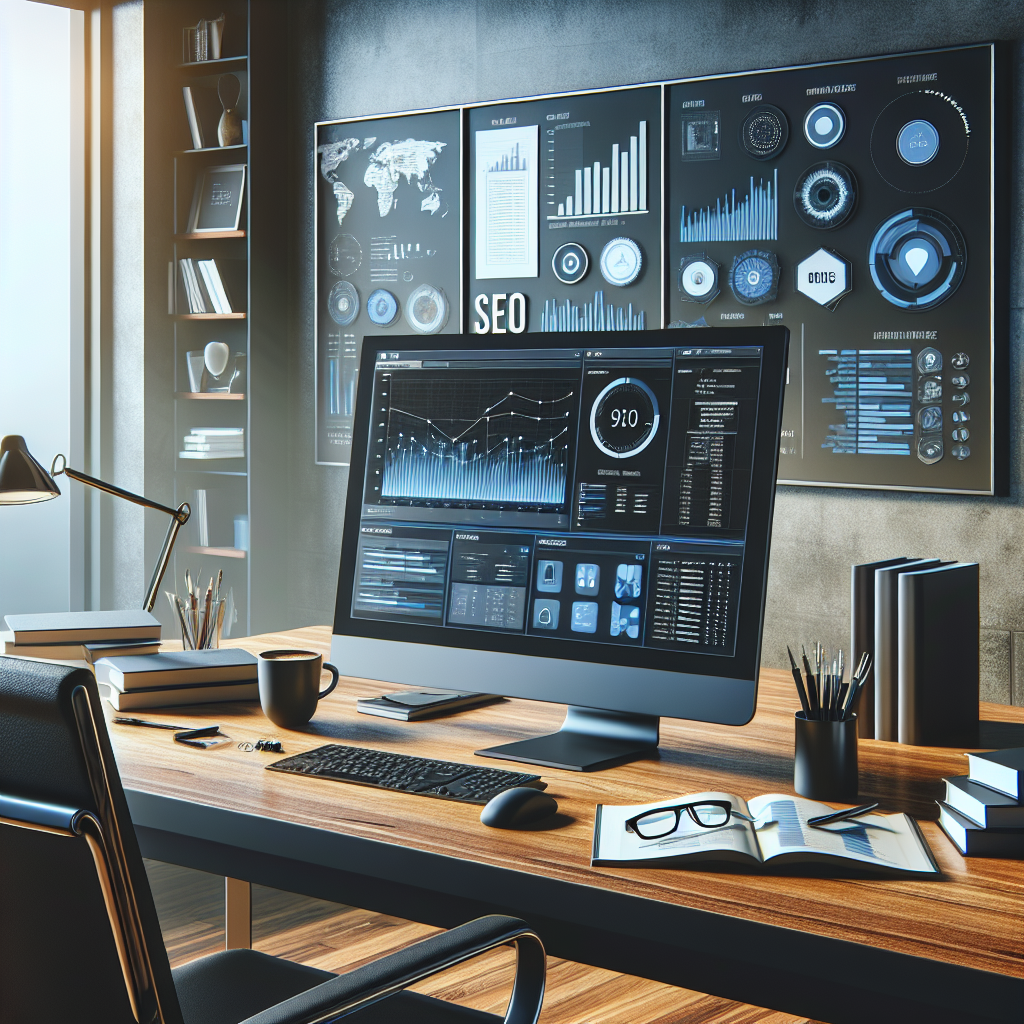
left=0, top=435, right=61, bottom=504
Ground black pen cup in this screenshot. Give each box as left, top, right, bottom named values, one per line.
left=794, top=712, right=858, bottom=801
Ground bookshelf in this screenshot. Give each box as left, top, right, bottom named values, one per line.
left=147, top=0, right=287, bottom=639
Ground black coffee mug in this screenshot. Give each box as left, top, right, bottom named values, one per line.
left=257, top=649, right=340, bottom=729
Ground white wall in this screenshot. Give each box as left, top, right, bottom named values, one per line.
left=0, top=0, right=83, bottom=620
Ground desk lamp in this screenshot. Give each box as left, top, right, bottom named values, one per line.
left=0, top=434, right=190, bottom=611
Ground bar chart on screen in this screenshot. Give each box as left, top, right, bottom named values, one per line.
left=547, top=119, right=649, bottom=220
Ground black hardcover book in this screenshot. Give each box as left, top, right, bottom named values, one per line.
left=898, top=563, right=979, bottom=747
left=943, top=776, right=1023, bottom=829
left=357, top=690, right=502, bottom=721
left=850, top=558, right=911, bottom=738
left=873, top=560, right=941, bottom=741
left=937, top=801, right=1024, bottom=858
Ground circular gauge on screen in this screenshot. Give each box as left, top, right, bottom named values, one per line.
left=327, top=280, right=359, bottom=326
left=405, top=284, right=449, bottom=334
left=367, top=288, right=401, bottom=327
left=327, top=233, right=362, bottom=277
left=589, top=377, right=660, bottom=459
left=552, top=242, right=589, bottom=284
left=599, top=237, right=643, bottom=287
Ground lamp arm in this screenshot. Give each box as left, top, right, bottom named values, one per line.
left=51, top=455, right=191, bottom=612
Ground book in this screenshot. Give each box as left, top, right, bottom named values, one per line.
left=182, top=86, right=204, bottom=149
left=967, top=747, right=1024, bottom=800
left=98, top=679, right=258, bottom=711
left=592, top=792, right=938, bottom=876
left=179, top=450, right=245, bottom=460
left=357, top=690, right=503, bottom=721
left=93, top=648, right=257, bottom=691
left=197, top=259, right=232, bottom=313
left=2, top=638, right=160, bottom=663
left=943, top=776, right=1024, bottom=829
left=936, top=801, right=1024, bottom=857
left=4, top=609, right=161, bottom=645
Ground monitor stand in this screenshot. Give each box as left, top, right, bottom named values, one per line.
left=475, top=706, right=660, bottom=772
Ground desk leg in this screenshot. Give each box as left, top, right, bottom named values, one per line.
left=225, top=877, right=252, bottom=950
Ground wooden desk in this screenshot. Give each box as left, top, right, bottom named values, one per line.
left=110, top=626, right=1024, bottom=1024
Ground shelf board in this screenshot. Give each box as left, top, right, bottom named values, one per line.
left=178, top=55, right=248, bottom=69
left=173, top=312, right=246, bottom=320
left=175, top=230, right=246, bottom=240
left=184, top=545, right=246, bottom=559
left=177, top=143, right=248, bottom=156
left=175, top=468, right=248, bottom=477
left=175, top=392, right=246, bottom=401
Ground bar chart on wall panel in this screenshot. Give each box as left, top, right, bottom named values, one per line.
left=548, top=120, right=649, bottom=220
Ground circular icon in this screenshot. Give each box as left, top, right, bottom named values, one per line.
left=793, top=162, right=857, bottom=229
left=366, top=288, right=400, bottom=327
left=951, top=392, right=971, bottom=406
left=918, top=437, right=943, bottom=464
left=897, top=120, right=940, bottom=166
left=951, top=352, right=970, bottom=369
left=678, top=253, right=720, bottom=304
left=952, top=444, right=971, bottom=460
left=918, top=378, right=942, bottom=403
left=552, top=242, right=589, bottom=285
left=589, top=377, right=660, bottom=459
left=951, top=374, right=970, bottom=389
left=952, top=428, right=970, bottom=442
left=729, top=250, right=780, bottom=305
left=952, top=410, right=970, bottom=423
left=918, top=406, right=942, bottom=431
left=917, top=348, right=942, bottom=373
left=327, top=234, right=362, bottom=277
left=405, top=284, right=449, bottom=335
left=803, top=102, right=846, bottom=149
left=870, top=91, right=969, bottom=192
left=599, top=237, right=643, bottom=287
left=327, top=280, right=359, bottom=326
left=740, top=104, right=789, bottom=160
left=867, top=208, right=966, bottom=310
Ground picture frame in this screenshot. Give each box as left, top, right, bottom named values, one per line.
left=187, top=163, right=246, bottom=233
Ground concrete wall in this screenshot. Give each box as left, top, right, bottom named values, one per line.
left=282, top=0, right=1024, bottom=705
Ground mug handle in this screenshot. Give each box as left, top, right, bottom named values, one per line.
left=318, top=662, right=340, bottom=700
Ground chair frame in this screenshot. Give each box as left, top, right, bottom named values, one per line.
left=0, top=680, right=546, bottom=1024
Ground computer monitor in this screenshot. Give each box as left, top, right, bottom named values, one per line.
left=332, top=327, right=789, bottom=770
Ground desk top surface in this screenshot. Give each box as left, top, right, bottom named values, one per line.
left=108, top=625, right=1024, bottom=981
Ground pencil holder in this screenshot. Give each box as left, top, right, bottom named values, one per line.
left=794, top=712, right=858, bottom=801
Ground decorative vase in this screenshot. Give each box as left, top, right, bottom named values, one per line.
left=217, top=74, right=243, bottom=147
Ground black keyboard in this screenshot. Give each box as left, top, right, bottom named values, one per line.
left=266, top=743, right=544, bottom=804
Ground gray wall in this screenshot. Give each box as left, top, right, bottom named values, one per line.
left=283, top=0, right=1024, bottom=705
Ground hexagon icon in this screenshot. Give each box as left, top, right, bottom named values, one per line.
left=796, top=248, right=852, bottom=310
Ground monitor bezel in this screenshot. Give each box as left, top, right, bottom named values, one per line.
left=332, top=326, right=789, bottom=726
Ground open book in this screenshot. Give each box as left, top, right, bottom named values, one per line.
left=592, top=792, right=938, bottom=876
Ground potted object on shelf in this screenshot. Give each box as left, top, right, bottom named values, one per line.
left=217, top=74, right=243, bottom=147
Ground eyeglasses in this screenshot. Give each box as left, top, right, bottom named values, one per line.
left=624, top=801, right=757, bottom=840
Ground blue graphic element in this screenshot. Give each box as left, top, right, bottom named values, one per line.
left=381, top=384, right=572, bottom=505
left=767, top=799, right=807, bottom=848
left=610, top=602, right=640, bottom=638
left=732, top=253, right=775, bottom=302
left=837, top=824, right=875, bottom=858
left=680, top=170, right=778, bottom=243
left=540, top=290, right=646, bottom=332
left=615, top=564, right=642, bottom=599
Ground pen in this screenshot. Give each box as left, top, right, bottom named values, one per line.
left=807, top=802, right=879, bottom=828
left=787, top=646, right=811, bottom=717
left=113, top=716, right=194, bottom=731
left=801, top=646, right=819, bottom=717
left=175, top=725, right=221, bottom=740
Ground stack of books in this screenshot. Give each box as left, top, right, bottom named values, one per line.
left=937, top=748, right=1024, bottom=857
left=95, top=648, right=258, bottom=710
left=178, top=258, right=234, bottom=313
left=2, top=610, right=161, bottom=666
left=180, top=427, right=244, bottom=460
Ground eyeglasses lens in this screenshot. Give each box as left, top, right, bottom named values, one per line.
left=690, top=803, right=730, bottom=827
left=633, top=808, right=679, bottom=839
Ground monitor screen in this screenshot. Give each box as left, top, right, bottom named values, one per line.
left=333, top=327, right=789, bottom=726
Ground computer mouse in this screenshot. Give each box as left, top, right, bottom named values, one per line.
left=480, top=786, right=558, bottom=829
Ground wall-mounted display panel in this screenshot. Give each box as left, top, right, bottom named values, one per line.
left=314, top=45, right=1005, bottom=490
left=316, top=109, right=461, bottom=465
left=667, top=44, right=1004, bottom=493
left=466, top=87, right=662, bottom=338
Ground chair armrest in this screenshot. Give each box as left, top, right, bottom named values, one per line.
left=240, top=914, right=545, bottom=1024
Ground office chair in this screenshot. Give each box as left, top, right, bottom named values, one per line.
left=0, top=657, right=546, bottom=1024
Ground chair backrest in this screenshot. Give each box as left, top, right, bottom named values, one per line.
left=0, top=656, right=184, bottom=1024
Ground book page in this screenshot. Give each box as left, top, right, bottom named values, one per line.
left=747, top=794, right=937, bottom=874
left=593, top=792, right=761, bottom=864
